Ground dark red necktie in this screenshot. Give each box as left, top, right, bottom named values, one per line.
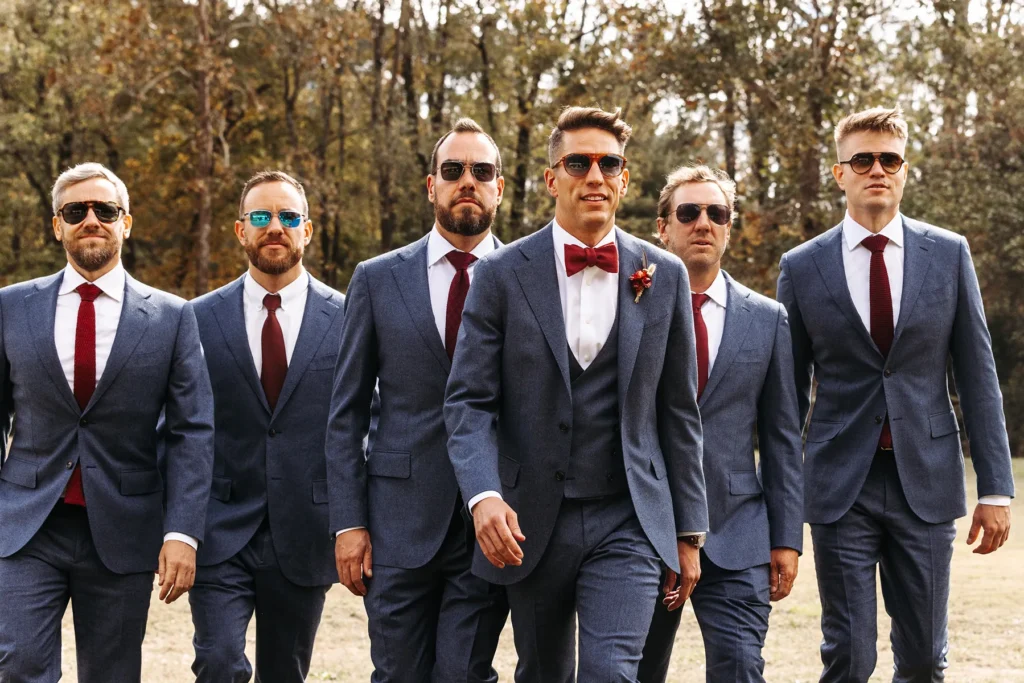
left=261, top=294, right=287, bottom=410
left=564, top=243, right=618, bottom=277
left=862, top=234, right=894, bottom=449
left=445, top=251, right=478, bottom=361
left=692, top=293, right=710, bottom=400
left=67, top=283, right=102, bottom=506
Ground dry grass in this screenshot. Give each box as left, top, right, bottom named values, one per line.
left=57, top=461, right=1023, bottom=681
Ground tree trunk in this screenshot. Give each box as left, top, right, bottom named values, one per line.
left=194, top=0, right=214, bottom=296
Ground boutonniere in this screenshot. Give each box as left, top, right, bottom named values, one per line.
left=629, top=249, right=657, bottom=303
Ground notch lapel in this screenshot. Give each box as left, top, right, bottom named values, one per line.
left=616, top=232, right=650, bottom=413
left=86, top=276, right=153, bottom=411
left=212, top=277, right=270, bottom=414
left=699, top=274, right=753, bottom=407
left=25, top=274, right=79, bottom=413
left=811, top=226, right=879, bottom=355
left=891, top=219, right=934, bottom=351
left=513, top=225, right=570, bottom=393
left=273, top=282, right=340, bottom=416
left=393, top=235, right=452, bottom=374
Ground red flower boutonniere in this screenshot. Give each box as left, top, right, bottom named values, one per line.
left=629, top=250, right=657, bottom=303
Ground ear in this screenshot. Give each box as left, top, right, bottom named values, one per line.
left=53, top=215, right=62, bottom=242
left=495, top=176, right=505, bottom=204
left=656, top=216, right=668, bottom=243
left=544, top=168, right=557, bottom=198
left=121, top=214, right=133, bottom=240
left=302, top=219, right=313, bottom=246
left=831, top=163, right=845, bottom=190
left=234, top=220, right=247, bottom=245
left=426, top=173, right=437, bottom=203
left=618, top=168, right=630, bottom=197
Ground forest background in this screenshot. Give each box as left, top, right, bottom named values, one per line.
left=2, top=0, right=1023, bottom=456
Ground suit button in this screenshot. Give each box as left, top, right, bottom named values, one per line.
left=66, top=461, right=74, bottom=470
left=79, top=418, right=88, bottom=427
left=268, top=428, right=277, bottom=437
left=558, top=423, right=569, bottom=433
left=555, top=471, right=565, bottom=481
left=884, top=369, right=892, bottom=377
left=875, top=415, right=883, bottom=424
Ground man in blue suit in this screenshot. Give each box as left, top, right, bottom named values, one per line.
left=188, top=171, right=345, bottom=682
left=638, top=165, right=804, bottom=682
left=327, top=118, right=508, bottom=682
left=777, top=105, right=1015, bottom=682
left=0, top=162, right=214, bottom=682
left=444, top=106, right=708, bottom=681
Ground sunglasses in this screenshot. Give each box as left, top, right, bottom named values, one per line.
left=57, top=201, right=124, bottom=225
left=674, top=203, right=732, bottom=226
left=240, top=210, right=305, bottom=229
left=438, top=161, right=497, bottom=183
left=554, top=153, right=627, bottom=178
left=839, top=152, right=905, bottom=175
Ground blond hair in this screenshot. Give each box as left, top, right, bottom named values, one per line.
left=52, top=163, right=130, bottom=215
left=657, top=165, right=736, bottom=220
left=834, top=105, right=908, bottom=157
left=238, top=170, right=309, bottom=218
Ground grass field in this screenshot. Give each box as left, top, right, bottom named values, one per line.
left=58, top=460, right=1024, bottom=681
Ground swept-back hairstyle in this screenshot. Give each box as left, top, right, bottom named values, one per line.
left=429, top=117, right=502, bottom=176
left=657, top=164, right=737, bottom=220
left=238, top=170, right=309, bottom=218
left=52, top=163, right=131, bottom=215
left=547, top=106, right=632, bottom=166
left=834, top=105, right=908, bottom=157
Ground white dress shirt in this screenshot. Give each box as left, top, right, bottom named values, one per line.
left=841, top=213, right=1009, bottom=507
left=693, top=269, right=728, bottom=374
left=56, top=262, right=200, bottom=548
left=242, top=269, right=309, bottom=376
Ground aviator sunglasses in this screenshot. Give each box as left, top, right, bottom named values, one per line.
left=674, top=203, right=732, bottom=226
left=839, top=152, right=905, bottom=175
left=438, top=161, right=498, bottom=183
left=57, top=201, right=125, bottom=225
left=240, top=210, right=306, bottom=229
left=554, top=153, right=627, bottom=178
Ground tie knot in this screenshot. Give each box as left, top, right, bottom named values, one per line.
left=861, top=234, right=889, bottom=254
left=263, top=293, right=282, bottom=313
left=692, top=293, right=710, bottom=310
left=446, top=250, right=478, bottom=272
left=76, top=283, right=102, bottom=303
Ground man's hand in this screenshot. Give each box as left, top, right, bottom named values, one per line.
left=663, top=540, right=701, bottom=611
left=769, top=548, right=799, bottom=601
left=967, top=503, right=1011, bottom=554
left=335, top=529, right=373, bottom=596
left=157, top=540, right=196, bottom=604
left=472, top=497, right=525, bottom=569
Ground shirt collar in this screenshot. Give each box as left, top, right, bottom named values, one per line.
left=59, top=261, right=126, bottom=302
left=551, top=220, right=618, bottom=270
left=694, top=269, right=727, bottom=308
left=427, top=224, right=496, bottom=267
left=843, top=212, right=904, bottom=252
left=243, top=268, right=309, bottom=310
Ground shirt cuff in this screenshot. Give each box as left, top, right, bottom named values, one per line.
left=163, top=533, right=199, bottom=550
left=468, top=491, right=502, bottom=513
left=979, top=495, right=1012, bottom=506
left=677, top=531, right=704, bottom=537
left=335, top=526, right=366, bottom=538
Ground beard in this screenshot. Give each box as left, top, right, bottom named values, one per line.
left=245, top=238, right=303, bottom=276
left=435, top=196, right=495, bottom=237
left=64, top=232, right=119, bottom=273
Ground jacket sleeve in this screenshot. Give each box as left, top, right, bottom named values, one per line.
left=777, top=252, right=813, bottom=430
left=0, top=295, right=12, bottom=464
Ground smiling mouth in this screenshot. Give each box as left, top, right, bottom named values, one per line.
left=581, top=195, right=606, bottom=203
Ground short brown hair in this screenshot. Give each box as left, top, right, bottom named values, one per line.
left=238, top=170, right=309, bottom=218
left=547, top=106, right=633, bottom=166
left=657, top=165, right=736, bottom=220
left=429, top=118, right=502, bottom=176
left=834, top=105, right=908, bottom=157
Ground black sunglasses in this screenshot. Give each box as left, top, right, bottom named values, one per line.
left=438, top=161, right=497, bottom=183
left=839, top=152, right=905, bottom=175
left=674, top=203, right=731, bottom=226
left=57, top=201, right=125, bottom=225
left=554, top=153, right=627, bottom=178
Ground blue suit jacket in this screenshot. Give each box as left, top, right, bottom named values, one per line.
left=191, top=274, right=344, bottom=587
left=444, top=225, right=708, bottom=585
left=698, top=272, right=803, bottom=571
left=326, top=233, right=500, bottom=570
left=0, top=271, right=214, bottom=574
left=777, top=217, right=1015, bottom=524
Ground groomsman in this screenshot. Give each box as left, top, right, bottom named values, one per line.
left=638, top=165, right=804, bottom=682
left=445, top=106, right=708, bottom=681
left=327, top=118, right=508, bottom=682
left=0, top=163, right=214, bottom=682
left=777, top=105, right=1015, bottom=681
left=189, top=171, right=344, bottom=682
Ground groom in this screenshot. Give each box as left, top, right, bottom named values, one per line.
left=445, top=106, right=708, bottom=681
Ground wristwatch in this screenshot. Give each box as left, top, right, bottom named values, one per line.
left=680, top=533, right=706, bottom=549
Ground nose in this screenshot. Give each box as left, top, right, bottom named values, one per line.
left=584, top=159, right=605, bottom=184
left=868, top=157, right=886, bottom=176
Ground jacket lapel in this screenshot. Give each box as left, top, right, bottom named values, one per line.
left=393, top=235, right=451, bottom=374
left=25, top=273, right=79, bottom=413
left=699, top=273, right=752, bottom=407
left=811, top=225, right=879, bottom=355
left=513, top=225, right=570, bottom=393
left=615, top=232, right=650, bottom=412
left=892, top=218, right=935, bottom=351
left=212, top=277, right=269, bottom=413
left=86, top=275, right=153, bottom=411
left=273, top=279, right=341, bottom=416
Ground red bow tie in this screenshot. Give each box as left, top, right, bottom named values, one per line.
left=564, top=243, right=618, bottom=277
